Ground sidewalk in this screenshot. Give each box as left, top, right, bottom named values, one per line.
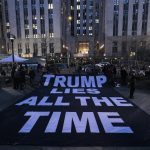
left=0, top=85, right=34, bottom=112
left=115, top=86, right=150, bottom=115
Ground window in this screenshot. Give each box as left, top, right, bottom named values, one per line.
left=18, top=43, right=22, bottom=56
left=48, top=0, right=53, bottom=4
left=40, top=0, right=44, bottom=4
left=49, top=43, right=54, bottom=53
left=112, top=41, right=118, bottom=53
left=132, top=0, right=139, bottom=35
left=40, top=7, right=44, bottom=15
left=41, top=43, right=46, bottom=56
left=15, top=0, right=21, bottom=38
left=25, top=43, right=30, bottom=54
left=31, top=0, right=36, bottom=5
left=113, top=1, right=119, bottom=36
left=142, top=0, right=149, bottom=35
left=49, top=33, right=54, bottom=37
left=33, top=43, right=38, bottom=56
left=77, top=5, right=80, bottom=10
left=122, top=41, right=127, bottom=55
left=41, top=19, right=45, bottom=34
left=48, top=4, right=53, bottom=9
left=122, top=0, right=129, bottom=36
left=23, top=0, right=27, bottom=5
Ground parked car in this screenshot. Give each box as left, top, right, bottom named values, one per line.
left=47, top=63, right=68, bottom=74
left=82, top=64, right=102, bottom=74
left=96, top=62, right=110, bottom=68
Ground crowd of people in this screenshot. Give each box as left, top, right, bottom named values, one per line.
left=0, top=62, right=150, bottom=99
left=76, top=62, right=150, bottom=99
left=0, top=64, right=37, bottom=90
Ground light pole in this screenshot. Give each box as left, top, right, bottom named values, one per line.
left=66, top=16, right=72, bottom=67
left=66, top=46, right=70, bottom=66
left=8, top=34, right=16, bottom=67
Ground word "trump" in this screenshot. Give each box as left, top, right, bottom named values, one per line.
left=43, top=75, right=107, bottom=88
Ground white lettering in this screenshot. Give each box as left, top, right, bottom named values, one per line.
left=73, top=88, right=85, bottom=94
left=37, top=96, right=53, bottom=106
left=50, top=88, right=63, bottom=94
left=75, top=97, right=90, bottom=106
left=19, top=112, right=50, bottom=133
left=96, top=75, right=107, bottom=87
left=53, top=76, right=66, bottom=87
left=87, top=88, right=100, bottom=94
left=67, top=76, right=79, bottom=87
left=62, top=112, right=100, bottom=133
left=98, top=112, right=133, bottom=133
left=16, top=96, right=37, bottom=106
left=110, top=97, right=133, bottom=107
left=54, top=96, right=70, bottom=106
left=92, top=97, right=114, bottom=106
left=43, top=75, right=55, bottom=86
left=45, top=112, right=61, bottom=133
left=81, top=76, right=96, bottom=88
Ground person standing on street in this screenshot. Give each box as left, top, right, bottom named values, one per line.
left=129, top=72, right=136, bottom=99
left=29, top=68, right=35, bottom=86
left=121, top=67, right=128, bottom=86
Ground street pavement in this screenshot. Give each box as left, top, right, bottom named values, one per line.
left=0, top=85, right=34, bottom=112
left=0, top=80, right=150, bottom=150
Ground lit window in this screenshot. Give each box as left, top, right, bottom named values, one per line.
left=71, top=6, right=74, bottom=10
left=33, top=34, right=38, bottom=38
left=6, top=22, right=10, bottom=26
left=77, top=5, right=80, bottom=10
left=114, top=0, right=119, bottom=5
left=40, top=16, right=44, bottom=19
left=89, top=26, right=92, bottom=30
left=95, top=19, right=99, bottom=23
left=48, top=4, right=53, bottom=9
left=49, top=33, right=54, bottom=38
left=77, top=20, right=80, bottom=24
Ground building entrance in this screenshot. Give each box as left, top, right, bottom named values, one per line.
left=78, top=42, right=89, bottom=55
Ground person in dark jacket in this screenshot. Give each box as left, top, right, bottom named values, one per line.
left=129, top=72, right=136, bottom=99
left=14, top=68, right=21, bottom=89
left=11, top=66, right=16, bottom=89
left=121, top=67, right=128, bottom=86
left=29, top=68, right=35, bottom=85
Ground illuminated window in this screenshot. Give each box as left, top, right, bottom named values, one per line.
left=78, top=42, right=89, bottom=54
left=77, top=20, right=80, bottom=24
left=49, top=33, right=54, bottom=38
left=89, top=26, right=92, bottom=30
left=6, top=22, right=10, bottom=26
left=95, top=19, right=99, bottom=23
left=48, top=4, right=53, bottom=9
left=71, top=6, right=74, bottom=10
left=77, top=5, right=80, bottom=10
left=41, top=34, right=46, bottom=38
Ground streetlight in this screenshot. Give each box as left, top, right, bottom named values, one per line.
left=100, top=44, right=104, bottom=50
left=8, top=33, right=16, bottom=67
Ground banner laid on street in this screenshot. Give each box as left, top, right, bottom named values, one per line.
left=0, top=74, right=150, bottom=146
